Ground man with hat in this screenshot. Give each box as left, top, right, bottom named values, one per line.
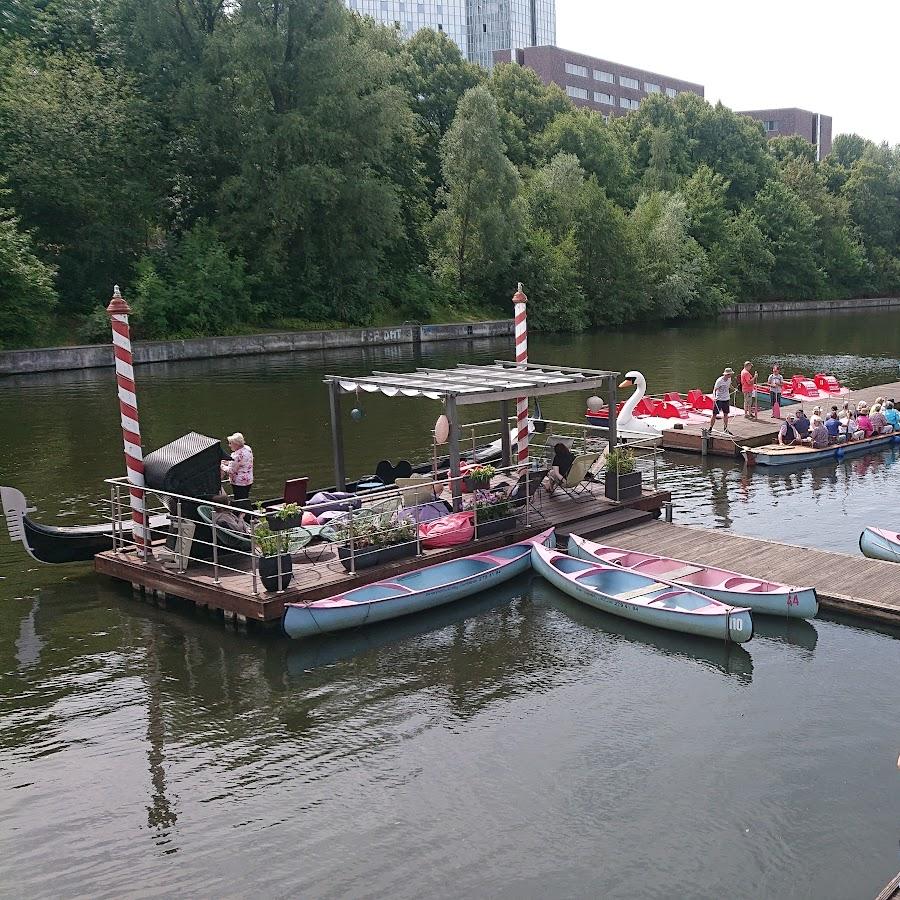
left=709, top=367, right=735, bottom=434
left=740, top=360, right=757, bottom=419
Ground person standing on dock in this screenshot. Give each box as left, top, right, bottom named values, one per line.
left=709, top=367, right=734, bottom=435
left=221, top=432, right=254, bottom=500
left=767, top=364, right=784, bottom=419
left=740, top=361, right=757, bottom=419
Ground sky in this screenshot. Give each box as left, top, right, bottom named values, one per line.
left=557, top=0, right=900, bottom=146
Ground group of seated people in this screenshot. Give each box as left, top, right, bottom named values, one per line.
left=778, top=398, right=900, bottom=447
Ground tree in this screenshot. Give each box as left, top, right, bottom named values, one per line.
left=681, top=164, right=730, bottom=248
left=430, top=86, right=523, bottom=294
left=751, top=180, right=824, bottom=298
left=0, top=182, right=57, bottom=348
left=768, top=135, right=817, bottom=164
left=524, top=153, right=585, bottom=241
left=516, top=229, right=587, bottom=331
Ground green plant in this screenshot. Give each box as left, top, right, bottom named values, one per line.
left=277, top=503, right=301, bottom=521
left=606, top=447, right=636, bottom=475
left=253, top=518, right=290, bottom=557
left=467, top=464, right=496, bottom=481
left=337, top=513, right=415, bottom=549
left=465, top=489, right=514, bottom=522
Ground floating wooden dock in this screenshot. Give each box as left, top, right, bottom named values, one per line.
left=662, top=378, right=900, bottom=457
left=95, top=484, right=671, bottom=627
left=569, top=519, right=900, bottom=626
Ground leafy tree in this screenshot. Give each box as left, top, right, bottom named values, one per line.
left=515, top=229, right=587, bottom=331
left=430, top=86, right=522, bottom=294
left=768, top=135, right=817, bottom=164
left=711, top=209, right=774, bottom=302
left=524, top=153, right=585, bottom=241
left=831, top=133, right=871, bottom=169
left=842, top=145, right=900, bottom=255
left=681, top=164, right=730, bottom=248
left=0, top=182, right=57, bottom=348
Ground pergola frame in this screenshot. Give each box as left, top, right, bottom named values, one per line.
left=324, top=360, right=620, bottom=506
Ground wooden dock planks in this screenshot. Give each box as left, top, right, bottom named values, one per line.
left=662, top=377, right=900, bottom=457
left=582, top=520, right=900, bottom=625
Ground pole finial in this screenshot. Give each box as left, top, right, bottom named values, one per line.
left=106, top=284, right=131, bottom=316
left=512, top=282, right=527, bottom=305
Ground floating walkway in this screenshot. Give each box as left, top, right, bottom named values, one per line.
left=572, top=520, right=900, bottom=626
left=662, top=378, right=900, bottom=458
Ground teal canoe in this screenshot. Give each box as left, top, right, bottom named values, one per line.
left=531, top=543, right=752, bottom=643
left=859, top=526, right=900, bottom=563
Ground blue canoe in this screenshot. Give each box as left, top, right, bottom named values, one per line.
left=859, top=526, right=900, bottom=563
left=531, top=543, right=753, bottom=643
left=283, top=527, right=556, bottom=639
left=742, top=430, right=900, bottom=467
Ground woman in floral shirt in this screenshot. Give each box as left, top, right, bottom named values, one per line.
left=221, top=432, right=254, bottom=500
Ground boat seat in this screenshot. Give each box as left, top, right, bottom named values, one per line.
left=614, top=582, right=668, bottom=601
left=654, top=564, right=704, bottom=580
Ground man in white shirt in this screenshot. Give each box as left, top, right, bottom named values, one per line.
left=709, top=367, right=734, bottom=434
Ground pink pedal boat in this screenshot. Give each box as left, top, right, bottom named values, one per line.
left=567, top=534, right=818, bottom=619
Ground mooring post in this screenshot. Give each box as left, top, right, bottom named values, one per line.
left=701, top=428, right=709, bottom=457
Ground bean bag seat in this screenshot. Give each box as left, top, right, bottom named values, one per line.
left=301, top=511, right=319, bottom=526
left=396, top=500, right=451, bottom=525
left=418, top=511, right=474, bottom=549
left=308, top=491, right=362, bottom=514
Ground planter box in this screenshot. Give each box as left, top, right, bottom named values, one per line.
left=474, top=517, right=517, bottom=537
left=338, top=540, right=417, bottom=571
left=267, top=512, right=301, bottom=532
left=463, top=476, right=490, bottom=493
left=258, top=552, right=294, bottom=592
left=604, top=470, right=642, bottom=502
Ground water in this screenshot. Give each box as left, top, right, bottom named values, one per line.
left=1, top=308, right=899, bottom=898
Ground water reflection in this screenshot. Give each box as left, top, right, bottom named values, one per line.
left=528, top=577, right=754, bottom=683
left=752, top=617, right=819, bottom=654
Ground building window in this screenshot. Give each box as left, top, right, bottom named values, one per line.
left=645, top=82, right=660, bottom=93
left=566, top=85, right=588, bottom=100
left=764, top=120, right=779, bottom=132
left=594, top=92, right=614, bottom=105
left=619, top=97, right=640, bottom=110
left=437, top=22, right=443, bottom=30
left=565, top=63, right=588, bottom=78
left=594, top=70, right=614, bottom=83
left=482, top=22, right=486, bottom=31
left=666, top=87, right=677, bottom=98
left=619, top=75, right=639, bottom=89
left=416, top=2, right=424, bottom=11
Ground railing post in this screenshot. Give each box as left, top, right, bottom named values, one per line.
left=212, top=510, right=220, bottom=584
left=176, top=499, right=185, bottom=573
left=524, top=467, right=530, bottom=526
left=276, top=540, right=283, bottom=594
left=250, top=523, right=259, bottom=595
left=473, top=493, right=479, bottom=540
left=109, top=485, right=117, bottom=552
left=349, top=505, right=356, bottom=575
left=653, top=448, right=658, bottom=490
left=115, top=482, right=123, bottom=552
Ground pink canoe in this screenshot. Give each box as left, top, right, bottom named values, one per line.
left=567, top=534, right=817, bottom=619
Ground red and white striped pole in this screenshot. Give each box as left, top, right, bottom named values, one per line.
left=513, top=283, right=529, bottom=465
left=107, top=285, right=150, bottom=557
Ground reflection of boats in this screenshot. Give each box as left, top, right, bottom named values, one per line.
left=743, top=431, right=900, bottom=467
left=567, top=534, right=818, bottom=619
left=531, top=543, right=753, bottom=643
left=859, top=526, right=900, bottom=563
left=751, top=617, right=819, bottom=652
left=285, top=580, right=527, bottom=673
left=1, top=484, right=170, bottom=565
left=528, top=577, right=753, bottom=681
left=283, top=528, right=555, bottom=639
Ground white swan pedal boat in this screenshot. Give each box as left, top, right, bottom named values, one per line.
left=531, top=543, right=753, bottom=643
left=283, top=528, right=555, bottom=639
left=567, top=534, right=817, bottom=619
left=859, top=526, right=900, bottom=563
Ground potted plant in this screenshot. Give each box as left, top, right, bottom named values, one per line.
left=604, top=447, right=642, bottom=502
left=266, top=502, right=302, bottom=532
left=467, top=489, right=516, bottom=536
left=337, top=513, right=416, bottom=571
left=463, top=464, right=495, bottom=492
left=253, top=519, right=294, bottom=591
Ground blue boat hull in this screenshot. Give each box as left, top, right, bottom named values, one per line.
left=743, top=431, right=900, bottom=467
left=859, top=527, right=900, bottom=563
left=283, top=530, right=555, bottom=639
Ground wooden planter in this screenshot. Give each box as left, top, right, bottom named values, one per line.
left=337, top=541, right=417, bottom=571
left=604, top=470, right=642, bottom=502
left=267, top=512, right=301, bottom=532
left=463, top=476, right=490, bottom=493
left=258, top=553, right=294, bottom=592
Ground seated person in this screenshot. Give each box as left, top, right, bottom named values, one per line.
left=869, top=404, right=893, bottom=435
left=845, top=411, right=860, bottom=441
left=211, top=493, right=250, bottom=534
left=824, top=412, right=841, bottom=443
left=778, top=415, right=800, bottom=446
left=543, top=442, right=576, bottom=495
left=809, top=416, right=829, bottom=449
left=856, top=406, right=873, bottom=438
left=883, top=400, right=900, bottom=431
left=793, top=408, right=810, bottom=439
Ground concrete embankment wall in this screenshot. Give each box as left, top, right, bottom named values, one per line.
left=0, top=320, right=514, bottom=376
left=720, top=296, right=900, bottom=315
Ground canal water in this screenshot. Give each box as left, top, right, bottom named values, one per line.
left=1, top=308, right=899, bottom=897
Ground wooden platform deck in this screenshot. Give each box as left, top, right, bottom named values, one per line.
left=661, top=378, right=900, bottom=457
left=95, top=483, right=671, bottom=626
left=572, top=519, right=900, bottom=625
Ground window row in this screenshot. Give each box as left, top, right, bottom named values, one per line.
left=562, top=61, right=681, bottom=99
left=764, top=120, right=780, bottom=132
left=566, top=87, right=643, bottom=112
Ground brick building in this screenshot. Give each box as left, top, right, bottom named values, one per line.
left=493, top=45, right=704, bottom=119
left=737, top=108, right=832, bottom=159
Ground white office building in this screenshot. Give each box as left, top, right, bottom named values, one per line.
left=345, top=0, right=555, bottom=68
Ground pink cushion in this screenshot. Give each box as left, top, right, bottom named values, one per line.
left=418, top=512, right=475, bottom=548
left=301, top=511, right=319, bottom=526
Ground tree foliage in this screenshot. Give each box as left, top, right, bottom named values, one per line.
left=0, top=2, right=899, bottom=346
